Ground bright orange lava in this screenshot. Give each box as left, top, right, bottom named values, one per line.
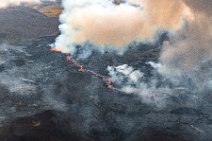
left=50, top=47, right=61, bottom=52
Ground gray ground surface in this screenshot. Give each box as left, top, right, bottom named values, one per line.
left=0, top=4, right=211, bottom=141
left=0, top=5, right=59, bottom=44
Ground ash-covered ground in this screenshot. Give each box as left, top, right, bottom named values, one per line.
left=0, top=4, right=212, bottom=141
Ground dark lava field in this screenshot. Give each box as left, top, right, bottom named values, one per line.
left=0, top=3, right=212, bottom=141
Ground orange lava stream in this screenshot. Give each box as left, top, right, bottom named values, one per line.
left=50, top=47, right=117, bottom=90
left=50, top=48, right=158, bottom=99
left=65, top=54, right=117, bottom=90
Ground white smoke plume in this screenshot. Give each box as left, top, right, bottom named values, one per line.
left=107, top=10, right=212, bottom=103
left=107, top=64, right=170, bottom=106
left=54, top=0, right=193, bottom=54
left=53, top=0, right=212, bottom=105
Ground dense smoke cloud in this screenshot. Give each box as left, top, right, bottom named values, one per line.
left=52, top=0, right=212, bottom=104
left=183, top=0, right=212, bottom=16
left=54, top=0, right=193, bottom=53
left=105, top=0, right=212, bottom=103
left=152, top=2, right=212, bottom=83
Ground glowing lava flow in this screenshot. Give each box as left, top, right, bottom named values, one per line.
left=50, top=47, right=159, bottom=100
left=65, top=53, right=117, bottom=90
left=65, top=54, right=158, bottom=99
left=50, top=47, right=61, bottom=52
left=50, top=47, right=117, bottom=90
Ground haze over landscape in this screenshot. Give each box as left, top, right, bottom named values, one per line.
left=0, top=0, right=211, bottom=141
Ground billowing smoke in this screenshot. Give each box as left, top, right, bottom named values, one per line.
left=183, top=0, right=212, bottom=16
left=107, top=64, right=169, bottom=106
left=54, top=0, right=193, bottom=54
left=105, top=0, right=212, bottom=105
left=150, top=1, right=212, bottom=90
left=52, top=0, right=212, bottom=105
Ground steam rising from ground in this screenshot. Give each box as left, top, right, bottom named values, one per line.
left=55, top=0, right=193, bottom=53
left=107, top=64, right=169, bottom=106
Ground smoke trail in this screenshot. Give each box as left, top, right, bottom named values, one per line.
left=54, top=0, right=193, bottom=54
